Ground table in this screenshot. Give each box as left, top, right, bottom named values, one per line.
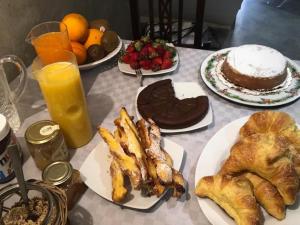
left=4, top=46, right=300, bottom=225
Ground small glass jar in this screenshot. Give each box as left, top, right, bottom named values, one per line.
left=42, top=161, right=86, bottom=210
left=25, top=120, right=69, bottom=170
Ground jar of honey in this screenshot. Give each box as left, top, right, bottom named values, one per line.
left=42, top=161, right=86, bottom=210
left=25, top=120, right=69, bottom=170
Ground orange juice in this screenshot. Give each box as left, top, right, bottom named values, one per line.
left=32, top=32, right=72, bottom=64
left=36, top=62, right=92, bottom=148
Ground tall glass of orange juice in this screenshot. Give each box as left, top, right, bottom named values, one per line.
left=32, top=50, right=93, bottom=148
left=26, top=21, right=72, bottom=65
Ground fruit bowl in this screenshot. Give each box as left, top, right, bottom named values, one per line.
left=79, top=36, right=122, bottom=70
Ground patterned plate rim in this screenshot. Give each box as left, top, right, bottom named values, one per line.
left=200, top=47, right=300, bottom=107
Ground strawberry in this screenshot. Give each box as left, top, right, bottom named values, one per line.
left=165, top=46, right=176, bottom=57
left=148, top=46, right=158, bottom=59
left=121, top=54, right=131, bottom=64
left=126, top=44, right=135, bottom=53
left=151, top=63, right=161, bottom=71
left=144, top=43, right=152, bottom=48
left=152, top=57, right=163, bottom=65
left=139, top=46, right=149, bottom=60
left=163, top=50, right=173, bottom=59
left=129, top=52, right=139, bottom=62
left=139, top=59, right=151, bottom=70
left=130, top=61, right=140, bottom=69
left=156, top=45, right=165, bottom=57
left=151, top=57, right=163, bottom=71
left=161, top=58, right=173, bottom=70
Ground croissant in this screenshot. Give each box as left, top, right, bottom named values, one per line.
left=240, top=111, right=300, bottom=176
left=243, top=173, right=285, bottom=220
left=220, top=133, right=299, bottom=205
left=195, top=174, right=263, bottom=225
left=240, top=111, right=300, bottom=151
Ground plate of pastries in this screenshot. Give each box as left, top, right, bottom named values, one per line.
left=80, top=108, right=186, bottom=209
left=200, top=44, right=300, bottom=107
left=195, top=111, right=300, bottom=225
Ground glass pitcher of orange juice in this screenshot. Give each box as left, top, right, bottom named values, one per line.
left=26, top=21, right=72, bottom=65
left=32, top=50, right=92, bottom=148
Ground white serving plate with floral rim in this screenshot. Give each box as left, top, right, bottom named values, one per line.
left=200, top=48, right=300, bottom=107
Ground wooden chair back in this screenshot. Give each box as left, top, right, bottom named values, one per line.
left=129, top=0, right=206, bottom=49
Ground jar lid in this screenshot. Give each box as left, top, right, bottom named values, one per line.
left=25, top=120, right=60, bottom=144
left=42, top=161, right=73, bottom=186
left=0, top=114, right=10, bottom=141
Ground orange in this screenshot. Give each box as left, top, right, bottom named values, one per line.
left=61, top=13, right=88, bottom=42
left=84, top=28, right=104, bottom=49
left=70, top=41, right=87, bottom=65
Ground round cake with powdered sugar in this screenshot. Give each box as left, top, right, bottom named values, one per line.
left=222, top=45, right=287, bottom=90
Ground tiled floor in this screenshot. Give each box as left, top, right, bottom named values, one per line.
left=223, top=0, right=300, bottom=59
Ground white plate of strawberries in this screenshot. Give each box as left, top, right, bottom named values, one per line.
left=118, top=37, right=179, bottom=76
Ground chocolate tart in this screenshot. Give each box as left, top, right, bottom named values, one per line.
left=137, top=79, right=209, bottom=129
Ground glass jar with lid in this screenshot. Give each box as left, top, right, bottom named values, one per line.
left=25, top=120, right=69, bottom=170
left=0, top=180, right=68, bottom=225
left=42, top=161, right=86, bottom=210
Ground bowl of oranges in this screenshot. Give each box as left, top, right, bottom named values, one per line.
left=62, top=13, right=122, bottom=70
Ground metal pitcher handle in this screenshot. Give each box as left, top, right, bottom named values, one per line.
left=0, top=55, right=28, bottom=102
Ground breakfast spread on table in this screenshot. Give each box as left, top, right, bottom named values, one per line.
left=98, top=108, right=185, bottom=202
left=195, top=111, right=300, bottom=225
left=137, top=79, right=209, bottom=129
left=1, top=10, right=300, bottom=224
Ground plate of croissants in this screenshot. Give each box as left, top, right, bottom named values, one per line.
left=195, top=111, right=300, bottom=225
left=80, top=107, right=186, bottom=209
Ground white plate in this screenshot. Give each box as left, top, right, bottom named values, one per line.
left=135, top=82, right=213, bottom=133
left=200, top=48, right=300, bottom=107
left=80, top=137, right=184, bottom=209
left=79, top=36, right=122, bottom=70
left=118, top=43, right=179, bottom=76
left=194, top=116, right=300, bottom=225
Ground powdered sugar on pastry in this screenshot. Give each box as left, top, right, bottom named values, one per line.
left=156, top=162, right=173, bottom=183
left=146, top=119, right=173, bottom=183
